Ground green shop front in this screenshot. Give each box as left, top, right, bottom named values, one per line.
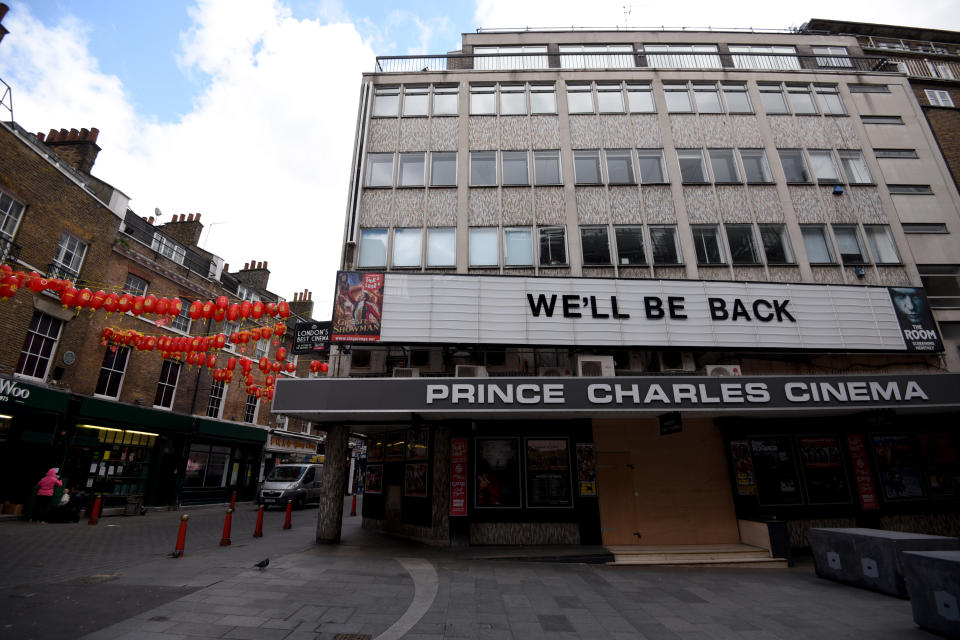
left=182, top=419, right=266, bottom=505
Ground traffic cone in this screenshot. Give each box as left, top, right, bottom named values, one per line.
left=282, top=500, right=292, bottom=530
left=219, top=508, right=233, bottom=546
left=229, top=491, right=236, bottom=510
left=87, top=494, right=102, bottom=525
left=253, top=505, right=264, bottom=538
left=172, top=514, right=189, bottom=558
left=350, top=494, right=357, bottom=517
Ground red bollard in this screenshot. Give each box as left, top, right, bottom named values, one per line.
left=253, top=505, right=264, bottom=538
left=87, top=494, right=102, bottom=525
left=282, top=500, right=292, bottom=530
left=229, top=491, right=236, bottom=510
left=172, top=514, right=189, bottom=558
left=350, top=494, right=357, bottom=517
left=219, top=508, right=233, bottom=546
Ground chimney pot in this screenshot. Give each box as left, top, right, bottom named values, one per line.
left=59, top=128, right=68, bottom=139
left=263, top=261, right=268, bottom=269
left=224, top=263, right=229, bottom=272
left=67, top=128, right=80, bottom=141
left=195, top=213, right=201, bottom=222
left=148, top=216, right=155, bottom=224
left=308, top=292, right=312, bottom=300
left=36, top=132, right=45, bottom=142
left=187, top=213, right=194, bottom=222
left=88, top=128, right=99, bottom=143
left=47, top=129, right=58, bottom=142
left=180, top=214, right=186, bottom=222
left=79, top=128, right=89, bottom=140
left=250, top=258, right=256, bottom=268
left=243, top=262, right=249, bottom=270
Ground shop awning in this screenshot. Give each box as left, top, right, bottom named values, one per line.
left=0, top=377, right=70, bottom=414
left=195, top=418, right=268, bottom=444
left=74, top=397, right=194, bottom=434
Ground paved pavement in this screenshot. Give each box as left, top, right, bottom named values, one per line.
left=0, top=498, right=936, bottom=640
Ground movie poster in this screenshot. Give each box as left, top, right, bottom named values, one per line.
left=406, top=426, right=429, bottom=461
left=526, top=438, right=572, bottom=508
left=730, top=440, right=757, bottom=496
left=798, top=436, right=851, bottom=504
left=576, top=443, right=597, bottom=497
left=872, top=434, right=925, bottom=499
left=847, top=434, right=879, bottom=510
left=475, top=438, right=521, bottom=508
left=917, top=433, right=960, bottom=498
left=888, top=287, right=943, bottom=352
left=750, top=437, right=804, bottom=506
left=365, top=464, right=383, bottom=494
left=367, top=435, right=384, bottom=462
left=404, top=463, right=428, bottom=498
left=332, top=271, right=384, bottom=343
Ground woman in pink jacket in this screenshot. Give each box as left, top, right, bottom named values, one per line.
left=33, top=468, right=62, bottom=522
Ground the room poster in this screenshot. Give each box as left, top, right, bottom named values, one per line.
left=526, top=438, right=572, bottom=508
left=475, top=437, right=521, bottom=508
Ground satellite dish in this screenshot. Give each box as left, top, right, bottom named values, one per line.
left=154, top=207, right=163, bottom=218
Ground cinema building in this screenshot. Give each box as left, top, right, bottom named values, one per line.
left=274, top=27, right=960, bottom=551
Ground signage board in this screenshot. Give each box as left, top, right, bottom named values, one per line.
left=292, top=321, right=331, bottom=354
left=659, top=411, right=682, bottom=436
left=450, top=437, right=467, bottom=516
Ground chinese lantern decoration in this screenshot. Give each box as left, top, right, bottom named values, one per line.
left=226, top=356, right=237, bottom=371
left=216, top=295, right=229, bottom=311
left=214, top=333, right=226, bottom=350
left=188, top=300, right=203, bottom=319
left=245, top=374, right=254, bottom=387
left=265, top=302, right=277, bottom=317
left=260, top=326, right=272, bottom=341
left=131, top=295, right=145, bottom=316
left=76, top=288, right=93, bottom=311
left=155, top=297, right=169, bottom=316
left=277, top=301, right=290, bottom=318
left=270, top=361, right=281, bottom=373
left=118, top=293, right=133, bottom=313
left=265, top=375, right=275, bottom=388
left=201, top=300, right=215, bottom=319
left=90, top=290, right=107, bottom=311
left=320, top=362, right=329, bottom=373
left=206, top=354, right=217, bottom=369
left=213, top=307, right=226, bottom=323
left=285, top=361, right=296, bottom=373
left=275, top=346, right=287, bottom=361
left=102, top=291, right=119, bottom=313
left=143, top=294, right=157, bottom=314
left=265, top=388, right=274, bottom=401
left=227, top=303, right=240, bottom=322
left=240, top=357, right=253, bottom=374
left=60, top=286, right=78, bottom=309
left=258, top=356, right=270, bottom=373
left=309, top=360, right=321, bottom=374
left=27, top=272, right=48, bottom=293
left=143, top=336, right=157, bottom=351
left=273, top=323, right=286, bottom=338
left=254, top=387, right=262, bottom=399
left=168, top=298, right=183, bottom=317
left=239, top=300, right=252, bottom=319
left=251, top=301, right=264, bottom=319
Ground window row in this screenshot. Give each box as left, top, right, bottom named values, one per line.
left=373, top=85, right=459, bottom=117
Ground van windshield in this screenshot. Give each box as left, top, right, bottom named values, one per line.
left=266, top=466, right=305, bottom=482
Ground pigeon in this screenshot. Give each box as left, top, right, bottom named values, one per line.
left=254, top=558, right=269, bottom=570
left=169, top=550, right=183, bottom=558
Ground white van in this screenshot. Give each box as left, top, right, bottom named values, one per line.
left=257, top=463, right=323, bottom=509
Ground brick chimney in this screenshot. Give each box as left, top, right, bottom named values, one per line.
left=233, top=259, right=270, bottom=291
left=159, top=212, right=204, bottom=248
left=42, top=127, right=101, bottom=174
left=289, top=289, right=314, bottom=319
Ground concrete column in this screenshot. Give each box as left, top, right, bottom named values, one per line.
left=316, top=424, right=348, bottom=543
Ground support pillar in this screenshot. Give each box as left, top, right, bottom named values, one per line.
left=316, top=424, right=348, bottom=543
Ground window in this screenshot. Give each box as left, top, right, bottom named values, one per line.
left=692, top=226, right=724, bottom=264
left=861, top=115, right=903, bottom=124
left=500, top=83, right=526, bottom=115
left=124, top=274, right=149, bottom=297
left=925, top=89, right=955, bottom=107
left=580, top=226, right=611, bottom=265
left=432, top=85, right=458, bottom=115
left=729, top=45, right=800, bottom=70
left=874, top=149, right=918, bottom=159
left=502, top=151, right=529, bottom=185
left=812, top=46, right=852, bottom=68
left=902, top=223, right=947, bottom=233
left=154, top=360, right=181, bottom=408
left=170, top=297, right=192, bottom=333
left=358, top=228, right=388, bottom=268
left=801, top=226, right=835, bottom=264
left=95, top=346, right=130, bottom=398
left=504, top=228, right=532, bottom=266
left=427, top=228, right=456, bottom=267
left=534, top=150, right=562, bottom=185
left=838, top=150, right=872, bottom=184
left=373, top=86, right=399, bottom=117
left=566, top=83, right=594, bottom=113
left=627, top=83, right=655, bottom=112
left=721, top=83, right=752, bottom=113
left=392, top=228, right=422, bottom=267
left=366, top=153, right=394, bottom=187
left=573, top=150, right=602, bottom=184
left=597, top=83, right=625, bottom=113
left=645, top=44, right=721, bottom=69
left=778, top=149, right=811, bottom=182
left=693, top=83, right=722, bottom=113
left=726, top=226, right=760, bottom=264
left=53, top=232, right=87, bottom=278
left=150, top=233, right=185, bottom=266
left=470, top=151, right=497, bottom=186
left=708, top=149, right=740, bottom=183
left=759, top=225, right=795, bottom=264
left=864, top=225, right=901, bottom=263
left=740, top=149, right=773, bottom=182
left=815, top=85, right=846, bottom=115
left=206, top=380, right=226, bottom=418
left=397, top=152, right=425, bottom=187
left=650, top=226, right=681, bottom=265
left=759, top=84, right=789, bottom=114
left=530, top=84, right=556, bottom=113
left=849, top=84, right=890, bottom=93
left=469, top=228, right=498, bottom=266
left=809, top=150, right=841, bottom=183
left=614, top=226, right=646, bottom=265
left=243, top=394, right=259, bottom=423
left=919, top=265, right=960, bottom=308
left=16, top=311, right=62, bottom=379
left=559, top=44, right=635, bottom=69
left=470, top=84, right=496, bottom=114
left=538, top=227, right=567, bottom=266
left=833, top=225, right=868, bottom=264
left=0, top=190, right=25, bottom=244
left=474, top=45, right=548, bottom=70
left=787, top=85, right=817, bottom=114
left=184, top=444, right=231, bottom=488
left=403, top=86, right=429, bottom=116
left=636, top=150, right=667, bottom=183
left=430, top=152, right=457, bottom=186
left=677, top=149, right=708, bottom=183
left=605, top=150, right=635, bottom=184
left=888, top=185, right=934, bottom=195
left=664, top=83, right=692, bottom=112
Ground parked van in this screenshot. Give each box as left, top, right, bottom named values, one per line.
left=257, top=463, right=323, bottom=509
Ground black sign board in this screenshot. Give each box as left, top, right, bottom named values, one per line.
left=292, top=321, right=331, bottom=354
left=659, top=411, right=682, bottom=436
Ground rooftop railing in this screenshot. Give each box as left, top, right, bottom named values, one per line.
left=121, top=210, right=216, bottom=280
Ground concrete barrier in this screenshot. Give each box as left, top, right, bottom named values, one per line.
left=902, top=550, right=960, bottom=638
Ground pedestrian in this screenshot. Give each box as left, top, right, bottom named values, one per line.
left=33, top=468, right=62, bottom=523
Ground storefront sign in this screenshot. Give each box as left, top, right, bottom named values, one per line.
left=266, top=434, right=317, bottom=454
left=0, top=377, right=70, bottom=413
left=292, top=321, right=331, bottom=354
left=450, top=438, right=467, bottom=516
left=846, top=434, right=879, bottom=510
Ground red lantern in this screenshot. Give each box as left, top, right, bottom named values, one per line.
left=285, top=361, right=296, bottom=373
left=155, top=297, right=169, bottom=316
left=239, top=300, right=252, bottom=319
left=214, top=333, right=226, bottom=349
left=265, top=388, right=274, bottom=401
left=90, top=290, right=106, bottom=311
left=309, top=360, right=321, bottom=373
left=275, top=346, right=287, bottom=361
left=118, top=293, right=133, bottom=313
left=265, top=375, right=275, bottom=388
left=213, top=307, right=226, bottom=323
left=227, top=303, right=240, bottom=322
left=265, top=302, right=277, bottom=317
left=270, top=361, right=281, bottom=373
left=27, top=272, right=48, bottom=293
left=206, top=354, right=217, bottom=369
left=168, top=298, right=183, bottom=317
left=101, top=327, right=114, bottom=341
left=201, top=300, right=215, bottom=319
left=254, top=387, right=262, bottom=399
left=246, top=385, right=256, bottom=396
left=251, top=301, right=264, bottom=319
left=187, top=352, right=198, bottom=366
left=143, top=294, right=157, bottom=314
left=260, top=326, right=272, bottom=340
left=188, top=300, right=203, bottom=319
left=102, top=292, right=119, bottom=313
left=131, top=295, right=145, bottom=316
left=216, top=295, right=229, bottom=310
left=273, top=323, right=286, bottom=338
left=0, top=264, right=11, bottom=276
left=0, top=277, right=17, bottom=299
left=225, top=372, right=233, bottom=384
left=277, top=301, right=290, bottom=318
left=320, top=362, right=329, bottom=373
left=227, top=356, right=237, bottom=371
left=245, top=374, right=254, bottom=387
left=238, top=330, right=250, bottom=344
left=143, top=336, right=157, bottom=351
left=75, top=288, right=93, bottom=310
left=60, top=286, right=77, bottom=308
left=259, top=356, right=270, bottom=373
left=240, top=357, right=253, bottom=373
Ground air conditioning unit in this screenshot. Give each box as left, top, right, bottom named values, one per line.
left=538, top=367, right=572, bottom=377
left=577, top=355, right=615, bottom=377
left=392, top=367, right=420, bottom=378
left=658, top=352, right=695, bottom=373
left=705, top=364, right=742, bottom=377
left=455, top=365, right=488, bottom=377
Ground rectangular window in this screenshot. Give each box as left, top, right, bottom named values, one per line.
left=432, top=85, right=458, bottom=115
left=500, top=83, right=526, bottom=115
left=358, top=228, right=388, bottom=268
left=902, top=223, right=947, bottom=233
left=664, top=83, right=692, bottom=112
left=430, top=152, right=457, bottom=186
left=864, top=225, right=901, bottom=263
left=0, top=190, right=25, bottom=243
left=726, top=225, right=760, bottom=264
left=53, top=232, right=87, bottom=278
left=474, top=45, right=548, bottom=71
left=815, top=85, right=846, bottom=115
left=919, top=265, right=960, bottom=308
left=16, top=311, right=62, bottom=379
left=566, top=83, right=594, bottom=113
left=605, top=149, right=635, bottom=184
left=392, top=228, right=422, bottom=268
left=580, top=226, right=611, bottom=265
left=123, top=274, right=149, bottom=297
left=650, top=226, right=682, bottom=265
left=627, top=82, right=655, bottom=113
left=243, top=394, right=259, bottom=423
left=849, top=84, right=890, bottom=93
left=469, top=228, right=499, bottom=266
left=802, top=226, right=835, bottom=264
left=470, top=84, right=496, bottom=115
left=677, top=149, right=708, bottom=183
left=693, top=226, right=724, bottom=264
left=693, top=83, right=722, bottom=113
left=812, top=45, right=852, bottom=68
left=426, top=228, right=456, bottom=267
left=502, top=151, right=530, bottom=185
left=533, top=150, right=562, bottom=185
left=470, top=151, right=497, bottom=186
left=740, top=149, right=773, bottom=183
left=95, top=346, right=130, bottom=398
left=787, top=85, right=818, bottom=114
left=874, top=148, right=918, bottom=159
left=809, top=150, right=841, bottom=183
left=366, top=153, right=394, bottom=187
left=397, top=152, right=425, bottom=187
left=645, top=44, right=721, bottom=69
left=759, top=225, right=795, bottom=264
left=838, top=150, right=873, bottom=184
left=709, top=149, right=740, bottom=183
left=559, top=44, right=635, bottom=69
left=759, top=84, right=789, bottom=114
left=778, top=149, right=811, bottom=183
left=151, top=233, right=186, bottom=266
left=154, top=360, right=181, bottom=408
left=614, top=226, right=646, bottom=265
left=170, top=297, right=191, bottom=333
left=573, top=150, right=602, bottom=184
left=888, top=185, right=934, bottom=194
left=833, top=225, right=868, bottom=264
left=925, top=89, right=954, bottom=107
left=504, top=228, right=533, bottom=266
left=530, top=83, right=557, bottom=114
left=729, top=44, right=800, bottom=70
left=373, top=86, right=399, bottom=117
left=402, top=86, right=429, bottom=116
left=206, top=380, right=225, bottom=418
left=861, top=115, right=904, bottom=124
left=597, top=83, right=625, bottom=113
left=721, top=83, right=752, bottom=113
left=538, top=226, right=567, bottom=266
left=636, top=149, right=667, bottom=183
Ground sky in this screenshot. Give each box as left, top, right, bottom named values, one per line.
left=1, top=0, right=958, bottom=319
